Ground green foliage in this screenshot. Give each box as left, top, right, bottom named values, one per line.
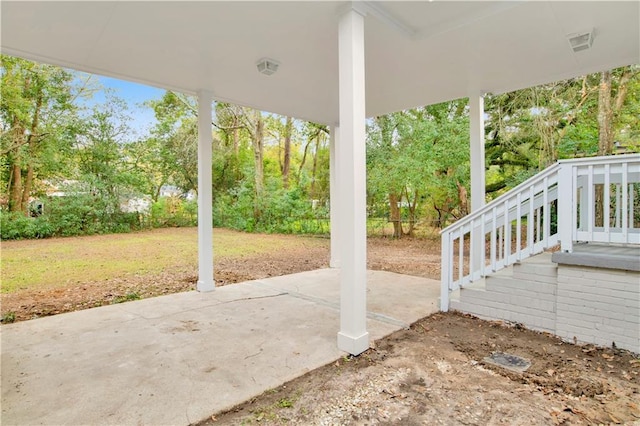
left=0, top=195, right=143, bottom=240
left=150, top=198, right=197, bottom=228
left=276, top=398, right=294, bottom=409
left=1, top=54, right=85, bottom=213
left=367, top=101, right=470, bottom=231
left=2, top=55, right=639, bottom=239
left=112, top=292, right=141, bottom=304
left=1, top=312, right=16, bottom=323
left=214, top=185, right=328, bottom=234
left=0, top=211, right=54, bottom=240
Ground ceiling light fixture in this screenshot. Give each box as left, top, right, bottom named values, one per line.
left=567, top=29, right=594, bottom=53
left=256, top=58, right=280, bottom=76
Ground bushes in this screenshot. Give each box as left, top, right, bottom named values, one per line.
left=1, top=189, right=326, bottom=240
left=0, top=195, right=200, bottom=240
left=0, top=211, right=54, bottom=240
left=150, top=198, right=197, bottom=228
left=214, top=187, right=329, bottom=235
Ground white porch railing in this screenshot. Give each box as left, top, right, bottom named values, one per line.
left=440, top=153, right=640, bottom=311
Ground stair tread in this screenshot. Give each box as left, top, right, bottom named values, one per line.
left=518, top=252, right=555, bottom=265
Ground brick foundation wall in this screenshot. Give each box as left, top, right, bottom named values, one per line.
left=555, top=265, right=639, bottom=352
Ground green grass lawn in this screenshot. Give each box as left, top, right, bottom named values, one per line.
left=0, top=227, right=318, bottom=294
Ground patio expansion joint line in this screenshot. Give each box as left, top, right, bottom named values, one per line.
left=250, top=281, right=410, bottom=329
left=115, top=292, right=289, bottom=322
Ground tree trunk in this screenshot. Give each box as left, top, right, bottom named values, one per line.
left=405, top=188, right=419, bottom=237
left=298, top=138, right=312, bottom=183
left=20, top=92, right=43, bottom=214
left=232, top=127, right=240, bottom=156
left=597, top=70, right=614, bottom=155
left=9, top=162, right=23, bottom=213
left=456, top=181, right=469, bottom=217
left=21, top=164, right=34, bottom=213
left=282, top=116, right=292, bottom=189
left=310, top=134, right=321, bottom=198
left=389, top=193, right=403, bottom=238
left=614, top=67, right=632, bottom=113
left=252, top=111, right=264, bottom=219
left=8, top=116, right=25, bottom=213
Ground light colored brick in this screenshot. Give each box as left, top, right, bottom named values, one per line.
left=490, top=285, right=557, bottom=302
left=603, top=317, right=631, bottom=329
left=559, top=303, right=596, bottom=316
left=558, top=278, right=640, bottom=294
left=575, top=286, right=635, bottom=301
left=563, top=292, right=625, bottom=306
left=593, top=308, right=625, bottom=321
left=625, top=313, right=640, bottom=324
left=512, top=271, right=558, bottom=284
left=585, top=271, right=639, bottom=284
left=623, top=325, right=640, bottom=339
left=557, top=280, right=637, bottom=300
left=558, top=268, right=586, bottom=278
left=625, top=297, right=640, bottom=308
left=557, top=323, right=594, bottom=339
left=592, top=336, right=615, bottom=348
left=594, top=280, right=640, bottom=292
left=556, top=314, right=596, bottom=329
left=530, top=316, right=556, bottom=332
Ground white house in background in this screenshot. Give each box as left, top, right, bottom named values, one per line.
left=159, top=185, right=196, bottom=201
left=2, top=1, right=638, bottom=354
left=119, top=196, right=152, bottom=215
left=158, top=185, right=182, bottom=198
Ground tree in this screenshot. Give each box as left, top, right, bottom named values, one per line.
left=1, top=55, right=83, bottom=213
left=597, top=66, right=637, bottom=155
left=367, top=102, right=469, bottom=235
left=145, top=91, right=200, bottom=194
left=281, top=116, right=293, bottom=189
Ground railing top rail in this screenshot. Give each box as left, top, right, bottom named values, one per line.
left=558, top=153, right=640, bottom=166
left=440, top=162, right=559, bottom=235
left=440, top=152, right=640, bottom=236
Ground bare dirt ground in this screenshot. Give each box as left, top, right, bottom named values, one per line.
left=2, top=229, right=638, bottom=425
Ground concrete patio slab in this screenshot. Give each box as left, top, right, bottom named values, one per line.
left=1, top=269, right=439, bottom=425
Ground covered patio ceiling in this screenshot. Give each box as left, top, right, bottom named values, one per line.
left=2, top=1, right=638, bottom=125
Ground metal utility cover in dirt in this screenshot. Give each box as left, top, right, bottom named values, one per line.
left=483, top=352, right=532, bottom=373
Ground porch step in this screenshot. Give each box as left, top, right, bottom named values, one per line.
left=552, top=243, right=640, bottom=271
left=512, top=252, right=558, bottom=282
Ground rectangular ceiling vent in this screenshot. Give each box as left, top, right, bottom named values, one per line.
left=256, top=58, right=280, bottom=76
left=567, top=30, right=594, bottom=53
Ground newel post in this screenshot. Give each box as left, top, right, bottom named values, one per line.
left=557, top=163, right=574, bottom=253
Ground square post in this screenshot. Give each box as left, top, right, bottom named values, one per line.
left=469, top=94, right=485, bottom=275
left=197, top=90, right=215, bottom=292
left=558, top=163, right=574, bottom=252
left=337, top=5, right=369, bottom=355
left=329, top=125, right=341, bottom=268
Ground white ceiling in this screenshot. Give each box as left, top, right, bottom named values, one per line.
left=2, top=1, right=638, bottom=125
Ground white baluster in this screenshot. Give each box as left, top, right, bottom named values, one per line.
left=604, top=164, right=610, bottom=242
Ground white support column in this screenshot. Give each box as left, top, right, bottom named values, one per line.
left=469, top=94, right=486, bottom=272
left=337, top=5, right=369, bottom=356
left=329, top=125, right=341, bottom=268
left=197, top=90, right=215, bottom=292
left=470, top=94, right=486, bottom=212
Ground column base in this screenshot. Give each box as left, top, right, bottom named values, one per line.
left=337, top=331, right=369, bottom=355
left=197, top=280, right=215, bottom=292
left=329, top=259, right=341, bottom=268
